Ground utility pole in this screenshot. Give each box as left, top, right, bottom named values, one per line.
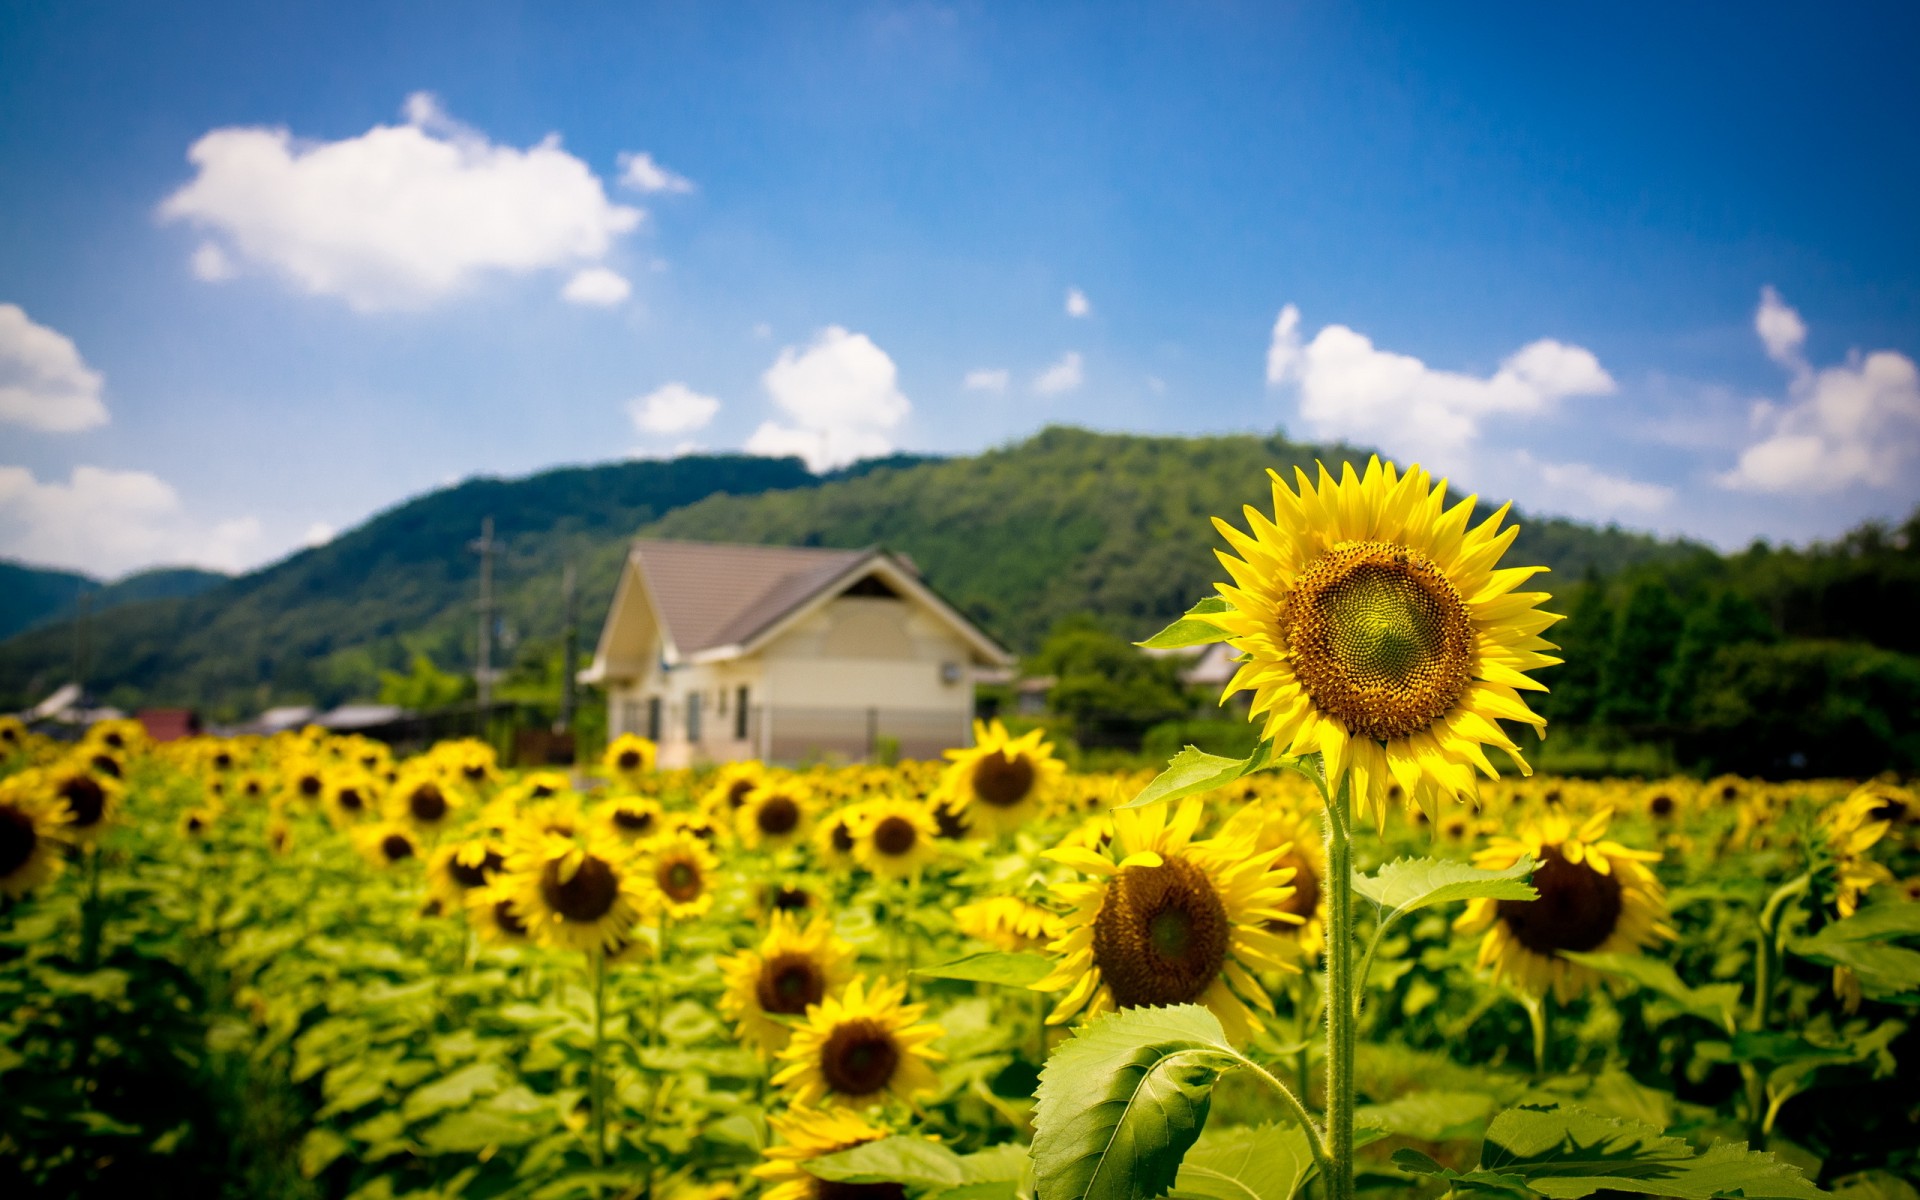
left=472, top=517, right=497, bottom=721
left=558, top=560, right=578, bottom=734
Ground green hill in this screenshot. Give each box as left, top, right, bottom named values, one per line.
left=0, top=561, right=228, bottom=643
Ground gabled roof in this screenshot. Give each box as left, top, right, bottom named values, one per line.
left=601, top=539, right=1011, bottom=672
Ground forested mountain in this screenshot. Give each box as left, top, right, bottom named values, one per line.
left=0, top=562, right=228, bottom=642
left=12, top=425, right=1890, bottom=766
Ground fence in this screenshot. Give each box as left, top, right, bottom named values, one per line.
left=766, top=705, right=968, bottom=764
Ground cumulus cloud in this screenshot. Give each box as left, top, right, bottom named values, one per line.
left=1517, top=452, right=1674, bottom=516
left=1720, top=288, right=1920, bottom=494
left=0, top=465, right=262, bottom=576
left=0, top=304, right=108, bottom=433
left=1266, top=304, right=1615, bottom=463
left=158, top=92, right=642, bottom=311
left=746, top=327, right=910, bottom=472
left=1032, top=351, right=1084, bottom=396
left=560, top=266, right=632, bottom=306
left=628, top=382, right=722, bottom=436
left=963, top=367, right=1009, bottom=392
left=190, top=242, right=236, bottom=281
left=1065, top=287, right=1091, bottom=318
left=303, top=522, right=337, bottom=548
left=617, top=151, right=695, bottom=195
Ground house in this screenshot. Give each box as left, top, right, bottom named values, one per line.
left=581, top=540, right=1013, bottom=766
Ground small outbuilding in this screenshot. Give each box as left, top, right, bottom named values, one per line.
left=581, top=540, right=1013, bottom=766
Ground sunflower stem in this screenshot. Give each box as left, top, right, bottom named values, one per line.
left=651, top=913, right=670, bottom=1046
left=590, top=945, right=608, bottom=1170
left=1522, top=991, right=1550, bottom=1077
left=1241, top=1057, right=1333, bottom=1182
left=1320, top=765, right=1356, bottom=1200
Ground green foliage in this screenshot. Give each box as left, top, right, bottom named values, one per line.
left=1598, top=582, right=1685, bottom=727
left=1354, top=856, right=1540, bottom=923
left=1027, top=615, right=1194, bottom=745
left=1030, top=1005, right=1249, bottom=1200
left=1687, top=641, right=1920, bottom=776
left=1169, top=1122, right=1318, bottom=1200
left=1120, top=743, right=1279, bottom=809
left=1136, top=597, right=1233, bottom=649
left=1788, top=902, right=1920, bottom=1000
left=376, top=654, right=474, bottom=710
left=914, top=951, right=1055, bottom=986
left=1392, top=1103, right=1827, bottom=1198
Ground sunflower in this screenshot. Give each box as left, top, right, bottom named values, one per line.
left=179, top=805, right=222, bottom=840
left=46, top=760, right=122, bottom=844
left=500, top=825, right=648, bottom=954
left=1818, top=785, right=1896, bottom=919
left=850, top=798, right=940, bottom=880
left=0, top=775, right=69, bottom=897
left=1638, top=780, right=1693, bottom=824
left=719, top=912, right=856, bottom=1055
left=753, top=1107, right=896, bottom=1200
left=603, top=733, right=659, bottom=783
left=938, top=719, right=1066, bottom=837
left=354, top=822, right=423, bottom=869
left=431, top=738, right=501, bottom=790
left=1219, top=798, right=1327, bottom=961
left=387, top=769, right=462, bottom=835
left=703, top=761, right=768, bottom=819
left=1033, top=796, right=1302, bottom=1043
left=1456, top=808, right=1671, bottom=1002
left=85, top=717, right=149, bottom=758
left=281, top=758, right=329, bottom=807
left=1207, top=458, right=1561, bottom=823
left=466, top=881, right=535, bottom=947
left=644, top=831, right=721, bottom=921
left=597, top=794, right=666, bottom=843
left=952, top=896, right=1055, bottom=952
left=738, top=780, right=814, bottom=851
left=427, top=837, right=506, bottom=912
left=0, top=715, right=30, bottom=757
left=811, top=803, right=865, bottom=872
left=324, top=770, right=378, bottom=827
left=771, top=976, right=944, bottom=1109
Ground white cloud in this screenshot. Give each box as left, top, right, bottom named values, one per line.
left=0, top=304, right=108, bottom=433
left=0, top=465, right=262, bottom=576
left=190, top=242, right=235, bottom=281
left=1032, top=351, right=1084, bottom=396
left=746, top=326, right=910, bottom=472
left=1265, top=304, right=1615, bottom=463
left=1720, top=288, right=1920, bottom=493
left=1065, top=287, right=1091, bottom=318
left=963, top=367, right=1009, bottom=393
left=560, top=266, right=632, bottom=306
left=628, top=382, right=722, bottom=436
left=1520, top=453, right=1674, bottom=515
left=158, top=92, right=642, bottom=312
left=617, top=151, right=695, bottom=195
left=303, top=521, right=336, bottom=547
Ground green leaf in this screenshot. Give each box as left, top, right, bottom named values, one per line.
left=1393, top=1104, right=1828, bottom=1199
left=1031, top=1004, right=1249, bottom=1200
left=298, top=1127, right=349, bottom=1179
left=1559, top=953, right=1742, bottom=1033
left=402, top=1061, right=504, bottom=1120
left=916, top=951, right=1055, bottom=987
left=1170, top=1122, right=1317, bottom=1200
left=807, top=1137, right=968, bottom=1188
left=1137, top=598, right=1234, bottom=649
left=1789, top=909, right=1920, bottom=997
left=1354, top=857, right=1538, bottom=924
left=417, top=1109, right=541, bottom=1154
left=1806, top=902, right=1920, bottom=942
left=1123, top=743, right=1277, bottom=810
left=1356, top=1090, right=1496, bottom=1143
left=960, top=1143, right=1036, bottom=1183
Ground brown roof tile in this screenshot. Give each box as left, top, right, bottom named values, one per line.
left=633, top=540, right=872, bottom=656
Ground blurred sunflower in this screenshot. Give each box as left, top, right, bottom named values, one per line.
left=1456, top=807, right=1670, bottom=1002
left=939, top=719, right=1065, bottom=837
left=467, top=882, right=534, bottom=947
left=281, top=758, right=328, bottom=807
left=85, top=716, right=148, bottom=756
left=0, top=775, right=69, bottom=897
left=47, top=759, right=122, bottom=844
left=355, top=822, right=422, bottom=869
left=812, top=802, right=865, bottom=872
left=603, top=733, right=659, bottom=784
left=1033, top=797, right=1301, bottom=1043
left=432, top=738, right=501, bottom=790
left=1220, top=799, right=1327, bottom=960
left=0, top=715, right=27, bottom=757
left=772, top=976, right=944, bottom=1109
left=953, top=896, right=1054, bottom=952
left=1818, top=785, right=1896, bottom=919
left=851, top=798, right=940, bottom=880
left=720, top=912, right=855, bottom=1055
left=1207, top=457, right=1561, bottom=823
left=704, top=762, right=768, bottom=819
left=324, top=771, right=378, bottom=827
left=738, top=780, right=814, bottom=851
left=501, top=826, right=647, bottom=953
left=427, top=837, right=506, bottom=912
left=753, top=1107, right=895, bottom=1200
left=597, top=794, right=665, bottom=843
left=645, top=830, right=720, bottom=921
left=388, top=769, right=462, bottom=835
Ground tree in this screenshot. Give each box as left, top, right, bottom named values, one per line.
left=1661, top=591, right=1776, bottom=724
left=1596, top=581, right=1683, bottom=728
left=376, top=654, right=472, bottom=711
left=1025, top=615, right=1193, bottom=748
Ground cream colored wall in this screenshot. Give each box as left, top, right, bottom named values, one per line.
left=762, top=595, right=974, bottom=712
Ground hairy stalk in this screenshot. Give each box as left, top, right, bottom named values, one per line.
left=1319, top=767, right=1356, bottom=1200
left=1241, top=1058, right=1334, bottom=1183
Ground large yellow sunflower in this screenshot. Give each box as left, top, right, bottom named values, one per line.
left=1456, top=807, right=1671, bottom=1002
left=0, top=774, right=70, bottom=897
left=1208, top=458, right=1561, bottom=823
left=719, top=912, right=856, bottom=1056
left=500, top=825, right=648, bottom=953
left=771, top=976, right=945, bottom=1109
left=1219, top=797, right=1327, bottom=961
left=938, top=719, right=1066, bottom=836
left=753, top=1107, right=895, bottom=1200
left=1033, top=796, right=1301, bottom=1043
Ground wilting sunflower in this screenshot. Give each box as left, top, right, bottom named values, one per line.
left=501, top=825, right=647, bottom=954
left=603, top=733, right=659, bottom=783
left=427, top=837, right=506, bottom=912
left=939, top=719, right=1066, bottom=837
left=1818, top=785, right=1896, bottom=918
left=1034, top=796, right=1301, bottom=1043
left=1207, top=458, right=1561, bottom=823
left=719, top=912, right=856, bottom=1055
left=644, top=830, right=721, bottom=921
left=0, top=775, right=69, bottom=897
left=850, top=798, right=940, bottom=880
left=953, top=896, right=1055, bottom=952
left=597, top=794, right=666, bottom=843
left=46, top=760, right=122, bottom=844
left=738, top=780, right=814, bottom=851
left=1456, top=807, right=1670, bottom=1002
left=753, top=1107, right=895, bottom=1200
left=771, top=976, right=944, bottom=1109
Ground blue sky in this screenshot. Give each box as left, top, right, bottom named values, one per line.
left=3, top=2, right=1917, bottom=577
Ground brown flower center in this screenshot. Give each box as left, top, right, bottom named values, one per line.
left=448, top=849, right=503, bottom=889
left=1284, top=542, right=1474, bottom=742
left=817, top=1180, right=908, bottom=1200
left=872, top=815, right=918, bottom=857
left=336, top=787, right=364, bottom=812
left=380, top=833, right=415, bottom=862
left=1092, top=855, right=1230, bottom=1009
left=493, top=900, right=528, bottom=937
left=613, top=806, right=655, bottom=833
left=658, top=857, right=703, bottom=903
left=1, top=804, right=39, bottom=875
left=1648, top=793, right=1675, bottom=818
left=409, top=782, right=448, bottom=823
left=1495, top=845, right=1623, bottom=956
left=971, top=751, right=1035, bottom=808
left=757, top=796, right=801, bottom=836
left=819, top=1019, right=902, bottom=1097
left=298, top=774, right=323, bottom=798
left=541, top=854, right=620, bottom=922
left=617, top=748, right=643, bottom=770
left=932, top=800, right=970, bottom=839
left=772, top=885, right=812, bottom=911
left=757, top=952, right=827, bottom=1015
left=90, top=753, right=122, bottom=779
left=60, top=775, right=107, bottom=827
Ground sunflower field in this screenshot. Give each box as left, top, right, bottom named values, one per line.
left=3, top=459, right=1918, bottom=1200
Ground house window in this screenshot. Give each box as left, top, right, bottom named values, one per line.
left=687, top=693, right=702, bottom=743
left=646, top=696, right=662, bottom=742
left=735, top=686, right=750, bottom=740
